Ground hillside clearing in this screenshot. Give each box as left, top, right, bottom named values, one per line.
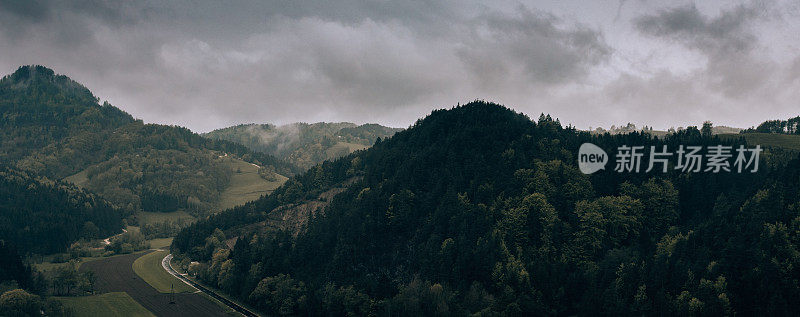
left=137, top=210, right=195, bottom=226
left=147, top=237, right=173, bottom=249
left=216, top=157, right=287, bottom=211
left=325, top=141, right=367, bottom=159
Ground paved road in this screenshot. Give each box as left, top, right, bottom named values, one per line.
left=80, top=251, right=230, bottom=317
left=163, top=254, right=260, bottom=317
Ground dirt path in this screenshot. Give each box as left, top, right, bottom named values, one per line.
left=80, top=251, right=230, bottom=317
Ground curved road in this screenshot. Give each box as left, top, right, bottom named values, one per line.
left=81, top=251, right=230, bottom=317
left=162, top=254, right=259, bottom=317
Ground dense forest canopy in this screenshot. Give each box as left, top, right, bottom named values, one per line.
left=0, top=166, right=123, bottom=254
left=174, top=101, right=800, bottom=315
left=0, top=65, right=299, bottom=216
left=204, top=122, right=402, bottom=169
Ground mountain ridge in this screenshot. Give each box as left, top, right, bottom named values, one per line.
left=204, top=121, right=402, bottom=169
left=0, top=65, right=298, bottom=219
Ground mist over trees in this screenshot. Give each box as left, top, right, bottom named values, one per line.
left=204, top=122, right=402, bottom=170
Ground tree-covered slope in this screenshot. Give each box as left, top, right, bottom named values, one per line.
left=0, top=166, right=123, bottom=254
left=174, top=101, right=800, bottom=315
left=204, top=122, right=402, bottom=169
left=0, top=65, right=299, bottom=215
left=0, top=65, right=134, bottom=162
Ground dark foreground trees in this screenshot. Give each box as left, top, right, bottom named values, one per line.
left=0, top=167, right=123, bottom=254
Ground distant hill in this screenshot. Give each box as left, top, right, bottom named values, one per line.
left=0, top=66, right=299, bottom=218
left=589, top=123, right=741, bottom=137
left=712, top=125, right=743, bottom=134
left=204, top=122, right=402, bottom=169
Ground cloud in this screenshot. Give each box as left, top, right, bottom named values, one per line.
left=0, top=0, right=798, bottom=133
left=635, top=4, right=759, bottom=53
left=457, top=6, right=611, bottom=90
left=634, top=3, right=772, bottom=97
left=0, top=0, right=50, bottom=23
left=153, top=16, right=462, bottom=124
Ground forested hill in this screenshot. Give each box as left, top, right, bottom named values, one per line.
left=0, top=65, right=299, bottom=215
left=0, top=166, right=123, bottom=254
left=174, top=101, right=800, bottom=315
left=203, top=122, right=402, bottom=169
left=0, top=65, right=134, bottom=161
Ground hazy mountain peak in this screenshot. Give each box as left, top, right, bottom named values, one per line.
left=204, top=121, right=402, bottom=169
left=1, top=65, right=96, bottom=102
left=9, top=65, right=57, bottom=82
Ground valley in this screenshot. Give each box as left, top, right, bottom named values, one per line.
left=4, top=2, right=800, bottom=315
left=79, top=251, right=232, bottom=316
left=1, top=66, right=799, bottom=316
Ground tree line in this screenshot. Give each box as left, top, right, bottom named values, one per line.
left=742, top=116, right=800, bottom=134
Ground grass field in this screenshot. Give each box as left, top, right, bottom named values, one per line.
left=216, top=157, right=287, bottom=211
left=66, top=156, right=287, bottom=217
left=325, top=141, right=367, bottom=160
left=34, top=260, right=89, bottom=273
left=719, top=133, right=800, bottom=150
left=34, top=252, right=112, bottom=273
left=63, top=169, right=90, bottom=188
left=57, top=292, right=154, bottom=317
left=34, top=248, right=154, bottom=273
left=35, top=258, right=97, bottom=273
left=132, top=250, right=196, bottom=294
left=148, top=237, right=173, bottom=249
left=137, top=210, right=195, bottom=226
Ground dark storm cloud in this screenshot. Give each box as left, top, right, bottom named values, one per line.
left=0, top=0, right=146, bottom=36
left=0, top=0, right=156, bottom=61
left=635, top=4, right=758, bottom=53
left=1, top=0, right=613, bottom=131
left=0, top=0, right=49, bottom=21
left=458, top=6, right=610, bottom=88
left=0, top=0, right=797, bottom=132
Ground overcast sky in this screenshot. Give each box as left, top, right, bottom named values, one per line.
left=1, top=0, right=798, bottom=132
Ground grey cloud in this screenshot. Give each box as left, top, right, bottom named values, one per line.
left=634, top=4, right=760, bottom=54
left=457, top=6, right=611, bottom=89
left=0, top=0, right=797, bottom=133
left=634, top=3, right=771, bottom=97
left=0, top=0, right=152, bottom=50
left=0, top=0, right=50, bottom=21
left=143, top=3, right=611, bottom=128
left=64, top=1, right=153, bottom=27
